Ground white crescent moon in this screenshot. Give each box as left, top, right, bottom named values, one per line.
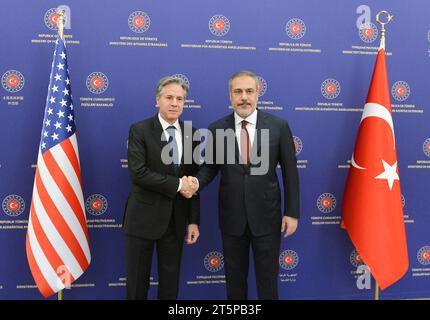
left=351, top=102, right=395, bottom=170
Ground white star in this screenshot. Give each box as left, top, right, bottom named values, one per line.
left=45, top=119, right=51, bottom=126
left=49, top=97, right=56, bottom=104
left=54, top=121, right=62, bottom=129
left=54, top=74, right=62, bottom=81
left=51, top=133, right=59, bottom=141
left=43, top=131, right=48, bottom=138
left=375, top=160, right=400, bottom=190
left=41, top=142, right=46, bottom=149
left=60, top=52, right=66, bottom=59
left=60, top=99, right=67, bottom=107
left=57, top=110, right=65, bottom=118
left=69, top=103, right=74, bottom=110
left=47, top=108, right=53, bottom=115
left=65, top=78, right=70, bottom=85
left=63, top=88, right=69, bottom=96
left=57, top=63, right=65, bottom=70
left=66, top=125, right=72, bottom=132
left=51, top=85, right=59, bottom=93
left=68, top=114, right=74, bottom=122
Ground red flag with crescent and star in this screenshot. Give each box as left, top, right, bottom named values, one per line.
left=341, top=45, right=408, bottom=290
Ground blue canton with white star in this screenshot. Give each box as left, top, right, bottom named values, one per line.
left=40, top=37, right=76, bottom=153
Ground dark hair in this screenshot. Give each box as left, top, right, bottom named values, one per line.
left=156, top=76, right=189, bottom=97
left=229, top=70, right=258, bottom=91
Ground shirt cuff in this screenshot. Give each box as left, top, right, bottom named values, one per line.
left=177, top=178, right=182, bottom=192
left=193, top=177, right=199, bottom=189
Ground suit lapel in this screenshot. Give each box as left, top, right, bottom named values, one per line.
left=151, top=115, right=176, bottom=175
left=252, top=110, right=266, bottom=163
left=151, top=115, right=166, bottom=150
left=224, top=113, right=241, bottom=165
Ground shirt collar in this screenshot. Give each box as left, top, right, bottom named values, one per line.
left=234, top=108, right=258, bottom=126
left=158, top=113, right=180, bottom=131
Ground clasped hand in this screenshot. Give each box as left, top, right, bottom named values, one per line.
left=180, top=176, right=199, bottom=199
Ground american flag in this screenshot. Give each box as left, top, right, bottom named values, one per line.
left=26, top=36, right=91, bottom=297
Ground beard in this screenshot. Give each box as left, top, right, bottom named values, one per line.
left=234, top=103, right=255, bottom=118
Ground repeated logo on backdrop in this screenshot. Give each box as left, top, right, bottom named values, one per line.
left=208, top=15, right=230, bottom=37
left=1, top=70, right=25, bottom=93
left=293, top=136, right=303, bottom=156
left=268, top=17, right=322, bottom=54
left=285, top=18, right=306, bottom=40
left=204, top=251, right=224, bottom=272
left=256, top=76, right=267, bottom=98
left=279, top=250, right=299, bottom=271
left=181, top=14, right=256, bottom=51
left=86, top=194, right=108, bottom=216
left=35, top=6, right=79, bottom=46
left=391, top=81, right=411, bottom=102
left=2, top=195, right=25, bottom=217
left=321, top=78, right=341, bottom=100
left=423, top=138, right=430, bottom=158
left=128, top=11, right=151, bottom=33
left=317, top=193, right=337, bottom=214
left=86, top=72, right=109, bottom=94
left=350, top=249, right=365, bottom=268
left=417, top=246, right=430, bottom=265
left=406, top=137, right=430, bottom=170
left=358, top=23, right=378, bottom=43
left=44, top=8, right=63, bottom=30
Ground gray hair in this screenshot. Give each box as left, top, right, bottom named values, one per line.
left=229, top=70, right=259, bottom=91
left=156, top=76, right=189, bottom=97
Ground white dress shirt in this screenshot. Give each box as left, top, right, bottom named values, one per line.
left=234, top=108, right=257, bottom=156
left=158, top=113, right=183, bottom=192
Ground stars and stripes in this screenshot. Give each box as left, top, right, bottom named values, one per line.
left=26, top=36, right=91, bottom=298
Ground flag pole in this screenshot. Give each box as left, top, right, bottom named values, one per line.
left=58, top=10, right=65, bottom=41
left=372, top=11, right=393, bottom=302
left=374, top=281, right=379, bottom=300
left=57, top=10, right=65, bottom=301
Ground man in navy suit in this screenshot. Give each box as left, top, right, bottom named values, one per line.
left=123, top=76, right=200, bottom=300
left=187, top=70, right=300, bottom=299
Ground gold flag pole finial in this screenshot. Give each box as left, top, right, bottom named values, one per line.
left=57, top=10, right=65, bottom=40
left=376, top=10, right=393, bottom=50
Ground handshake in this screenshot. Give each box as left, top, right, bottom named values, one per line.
left=180, top=176, right=199, bottom=199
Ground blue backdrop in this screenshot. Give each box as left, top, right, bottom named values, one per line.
left=1, top=0, right=430, bottom=300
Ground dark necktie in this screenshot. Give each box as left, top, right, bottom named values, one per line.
left=241, top=120, right=250, bottom=167
left=167, top=125, right=179, bottom=172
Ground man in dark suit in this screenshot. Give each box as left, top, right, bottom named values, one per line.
left=187, top=70, right=300, bottom=299
left=123, top=76, right=200, bottom=300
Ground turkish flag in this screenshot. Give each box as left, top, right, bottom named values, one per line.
left=342, top=48, right=409, bottom=290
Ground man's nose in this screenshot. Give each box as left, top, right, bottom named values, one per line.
left=241, top=91, right=249, bottom=99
